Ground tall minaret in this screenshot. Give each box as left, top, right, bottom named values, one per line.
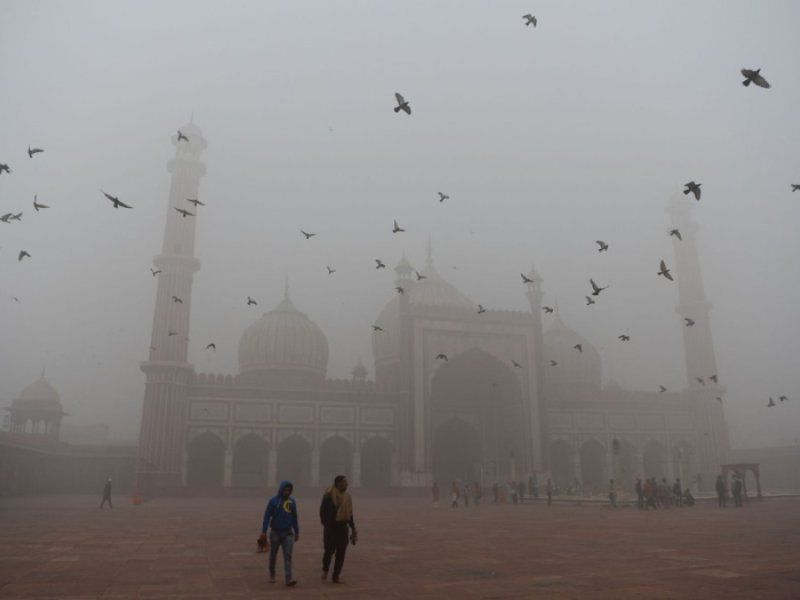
left=667, top=193, right=730, bottom=483
left=137, top=120, right=207, bottom=492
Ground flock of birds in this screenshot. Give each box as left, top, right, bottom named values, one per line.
left=3, top=14, right=795, bottom=413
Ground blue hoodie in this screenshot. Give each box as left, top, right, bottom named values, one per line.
left=261, top=480, right=299, bottom=535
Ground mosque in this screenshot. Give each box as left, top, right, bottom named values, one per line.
left=132, top=121, right=730, bottom=495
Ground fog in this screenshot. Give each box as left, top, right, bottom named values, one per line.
left=1, top=0, right=798, bottom=449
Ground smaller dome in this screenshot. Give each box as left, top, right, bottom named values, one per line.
left=14, top=372, right=64, bottom=412
left=542, top=316, right=602, bottom=390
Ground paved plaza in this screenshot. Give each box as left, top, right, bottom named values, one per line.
left=1, top=494, right=799, bottom=599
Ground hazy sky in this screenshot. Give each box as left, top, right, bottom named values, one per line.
left=1, top=0, right=798, bottom=447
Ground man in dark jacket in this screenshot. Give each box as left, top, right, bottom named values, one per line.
left=100, top=478, right=113, bottom=509
left=259, top=480, right=299, bottom=587
left=320, top=475, right=357, bottom=583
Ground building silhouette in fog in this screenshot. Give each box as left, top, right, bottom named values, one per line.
left=136, top=122, right=730, bottom=495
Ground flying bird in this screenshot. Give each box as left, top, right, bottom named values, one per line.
left=792, top=184, right=800, bottom=192
left=10, top=212, right=22, bottom=221
left=521, top=273, right=534, bottom=284
left=415, top=271, right=427, bottom=281
left=779, top=395, right=788, bottom=402
left=696, top=377, right=705, bottom=385
left=436, top=353, right=448, bottom=361
left=372, top=325, right=384, bottom=332
left=18, top=250, right=30, bottom=262
left=741, top=68, right=770, bottom=89
left=375, top=259, right=386, bottom=269
left=392, top=219, right=405, bottom=233
left=522, top=14, right=537, bottom=26
left=618, top=334, right=630, bottom=342
left=247, top=296, right=257, bottom=306
left=33, top=195, right=49, bottom=211
left=767, top=397, right=776, bottom=407
left=326, top=265, right=336, bottom=275
left=395, top=286, right=405, bottom=295
left=150, top=268, right=161, bottom=276
left=12, top=296, right=20, bottom=303
left=670, top=229, right=682, bottom=240
left=657, top=260, right=673, bottom=281
left=511, top=360, right=522, bottom=369
left=437, top=192, right=449, bottom=202
left=0, top=163, right=10, bottom=174
left=477, top=304, right=487, bottom=314
left=300, top=230, right=316, bottom=239
left=590, top=279, right=608, bottom=296
left=574, top=344, right=583, bottom=353
left=683, top=181, right=702, bottom=201
left=172, top=296, right=183, bottom=303
left=102, top=190, right=132, bottom=209
left=186, top=198, right=205, bottom=206
left=205, top=343, right=216, bottom=351
left=659, top=385, right=667, bottom=393
left=27, top=146, right=44, bottom=158
left=709, top=374, right=718, bottom=383
left=168, top=330, right=178, bottom=337
left=596, top=240, right=609, bottom=252
left=585, top=296, right=595, bottom=306
left=684, top=317, right=695, bottom=327
left=0, top=213, right=12, bottom=223
left=175, top=207, right=194, bottom=218
left=716, top=397, right=723, bottom=403
left=550, top=360, right=558, bottom=367
left=177, top=130, right=189, bottom=142
left=394, top=93, right=411, bottom=115
left=543, top=306, right=554, bottom=314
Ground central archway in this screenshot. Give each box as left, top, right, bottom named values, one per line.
left=187, top=431, right=225, bottom=488
left=319, top=436, right=352, bottom=486
left=232, top=433, right=270, bottom=488
left=549, top=439, right=575, bottom=488
left=433, top=419, right=481, bottom=484
left=361, top=436, right=392, bottom=489
left=277, top=434, right=311, bottom=487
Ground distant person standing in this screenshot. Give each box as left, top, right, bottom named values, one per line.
left=673, top=478, right=683, bottom=507
left=259, top=480, right=299, bottom=587
left=472, top=482, right=482, bottom=507
left=732, top=475, right=744, bottom=507
left=608, top=479, right=618, bottom=508
left=450, top=481, right=460, bottom=508
left=546, top=478, right=553, bottom=506
left=644, top=478, right=657, bottom=510
left=320, top=475, right=357, bottom=584
left=518, top=481, right=526, bottom=504
left=635, top=477, right=644, bottom=510
left=715, top=474, right=727, bottom=508
left=684, top=488, right=695, bottom=507
left=432, top=482, right=440, bottom=509
left=492, top=482, right=499, bottom=504
left=99, top=477, right=113, bottom=509
left=463, top=483, right=471, bottom=508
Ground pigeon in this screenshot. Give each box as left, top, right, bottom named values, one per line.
left=186, top=198, right=205, bottom=206
left=10, top=212, right=22, bottom=221
left=436, top=353, right=448, bottom=361
left=792, top=184, right=800, bottom=192
left=375, top=259, right=386, bottom=269
left=172, top=295, right=183, bottom=303
left=168, top=330, right=178, bottom=337
left=741, top=68, right=770, bottom=89
left=0, top=163, right=10, bottom=174
left=618, top=334, right=630, bottom=342
left=683, top=181, right=702, bottom=201
left=415, top=271, right=427, bottom=281
left=205, top=343, right=216, bottom=351
left=543, top=306, right=554, bottom=314
left=372, top=325, right=384, bottom=332
left=18, top=250, right=30, bottom=261
left=27, top=146, right=44, bottom=158
left=150, top=268, right=162, bottom=276
left=392, top=219, right=405, bottom=233
left=709, top=374, right=718, bottom=383
left=33, top=195, right=49, bottom=211
left=670, top=229, right=682, bottom=240
left=511, top=360, right=522, bottom=368
left=247, top=296, right=257, bottom=306
left=301, top=230, right=316, bottom=239
left=684, top=317, right=695, bottom=327
left=12, top=296, right=20, bottom=303
left=779, top=395, right=788, bottom=402
left=0, top=213, right=12, bottom=223
left=102, top=190, right=132, bottom=209
left=522, top=14, right=537, bottom=26
left=590, top=279, right=608, bottom=296
left=596, top=240, right=609, bottom=252
left=716, top=397, right=723, bottom=403
left=574, top=344, right=583, bottom=353
left=175, top=207, right=194, bottom=218
left=477, top=304, right=487, bottom=314
left=696, top=377, right=705, bottom=385
left=177, top=130, right=189, bottom=142
left=657, top=260, right=673, bottom=281
left=326, top=265, right=336, bottom=275
left=550, top=360, right=558, bottom=367
left=585, top=296, right=596, bottom=306
left=768, top=397, right=776, bottom=407
left=659, top=385, right=667, bottom=393
left=394, top=93, right=411, bottom=115
left=395, top=286, right=405, bottom=295
left=437, top=192, right=449, bottom=202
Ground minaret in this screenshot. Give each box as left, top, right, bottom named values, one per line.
left=667, top=193, right=730, bottom=482
left=137, top=120, right=207, bottom=492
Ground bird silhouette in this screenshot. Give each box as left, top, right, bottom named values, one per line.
left=436, top=353, right=448, bottom=361
left=709, top=374, right=718, bottom=383
left=0, top=163, right=10, bottom=174
left=186, top=198, right=205, bottom=206
left=658, top=260, right=673, bottom=281
left=716, top=397, right=723, bottom=403
left=437, top=192, right=449, bottom=202
left=543, top=306, right=554, bottom=314
left=172, top=296, right=183, bottom=303
left=206, top=343, right=216, bottom=351
left=326, top=266, right=336, bottom=275
left=596, top=240, right=609, bottom=252
left=395, top=286, right=405, bottom=295
left=618, top=334, right=630, bottom=342
left=521, top=273, right=534, bottom=284
left=415, top=271, right=427, bottom=281
left=18, top=250, right=30, bottom=262
left=392, top=219, right=405, bottom=233
left=522, top=14, right=537, bottom=26
left=585, top=296, right=595, bottom=306
left=394, top=93, right=411, bottom=115
left=696, top=377, right=705, bottom=385
left=683, top=181, right=702, bottom=201
left=0, top=213, right=13, bottom=223
left=659, top=385, right=667, bottom=393
left=477, top=304, right=487, bottom=314
left=511, top=360, right=522, bottom=368
left=372, top=325, right=384, bottom=332
left=102, top=190, right=132, bottom=209
left=300, top=230, right=316, bottom=239
left=375, top=259, right=386, bottom=269
left=779, top=395, right=788, bottom=402
left=768, top=397, right=776, bottom=407
left=741, top=68, right=770, bottom=89
left=670, top=229, right=682, bottom=240
left=550, top=360, right=558, bottom=367
left=574, top=344, right=583, bottom=353
left=150, top=268, right=161, bottom=276
left=175, top=207, right=194, bottom=218
left=792, top=185, right=800, bottom=192
left=590, top=279, right=608, bottom=296
left=33, top=195, right=49, bottom=212
left=27, top=146, right=44, bottom=158
left=10, top=212, right=22, bottom=221
left=177, top=130, right=189, bottom=142
left=12, top=296, right=21, bottom=303
left=247, top=296, right=257, bottom=306
left=684, top=317, right=695, bottom=327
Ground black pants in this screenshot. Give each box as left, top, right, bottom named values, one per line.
left=322, top=524, right=349, bottom=579
left=100, top=494, right=113, bottom=508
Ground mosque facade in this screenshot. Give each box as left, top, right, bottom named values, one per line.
left=136, top=122, right=730, bottom=495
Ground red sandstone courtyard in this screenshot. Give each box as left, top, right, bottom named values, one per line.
left=1, top=495, right=799, bottom=599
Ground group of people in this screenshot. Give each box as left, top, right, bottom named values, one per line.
left=433, top=479, right=539, bottom=508
left=634, top=477, right=695, bottom=509
left=715, top=473, right=746, bottom=507
left=257, top=475, right=357, bottom=587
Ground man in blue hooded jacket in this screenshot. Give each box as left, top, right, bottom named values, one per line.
left=259, top=480, right=299, bottom=586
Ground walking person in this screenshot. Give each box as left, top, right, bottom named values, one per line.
left=546, top=478, right=553, bottom=506
left=608, top=479, right=618, bottom=508
left=644, top=478, right=657, bottom=510
left=673, top=478, right=683, bottom=507
left=715, top=474, right=727, bottom=508
left=99, top=478, right=113, bottom=509
left=472, top=482, right=482, bottom=507
left=732, top=474, right=744, bottom=507
left=463, top=483, right=471, bottom=508
left=258, top=480, right=299, bottom=587
left=450, top=481, right=460, bottom=508
left=432, top=481, right=440, bottom=509
left=320, top=475, right=357, bottom=584
left=635, top=477, right=644, bottom=510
